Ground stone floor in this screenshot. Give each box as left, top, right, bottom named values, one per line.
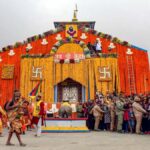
left=0, top=129, right=149, bottom=150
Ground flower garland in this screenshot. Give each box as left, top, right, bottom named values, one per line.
left=21, top=54, right=50, bottom=58
left=81, top=27, right=131, bottom=47
left=21, top=53, right=117, bottom=59
left=0, top=26, right=146, bottom=53
left=50, top=37, right=91, bottom=58
left=0, top=27, right=64, bottom=53
left=98, top=53, right=117, bottom=58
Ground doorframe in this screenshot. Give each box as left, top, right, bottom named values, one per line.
left=54, top=79, right=85, bottom=103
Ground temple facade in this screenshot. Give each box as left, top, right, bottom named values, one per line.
left=0, top=14, right=149, bottom=106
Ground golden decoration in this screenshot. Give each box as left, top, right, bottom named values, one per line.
left=1, top=65, right=14, bottom=79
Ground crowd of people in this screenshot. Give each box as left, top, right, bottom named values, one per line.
left=0, top=90, right=150, bottom=147
left=76, top=92, right=150, bottom=134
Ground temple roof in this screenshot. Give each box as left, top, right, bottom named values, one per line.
left=54, top=21, right=95, bottom=29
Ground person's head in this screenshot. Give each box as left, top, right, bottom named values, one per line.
left=128, top=103, right=132, bottom=108
left=13, top=90, right=21, bottom=102
left=113, top=96, right=119, bottom=102
left=22, top=100, right=29, bottom=107
left=36, top=93, right=42, bottom=102
left=148, top=98, right=150, bottom=104
left=134, top=96, right=141, bottom=103
left=99, top=95, right=104, bottom=100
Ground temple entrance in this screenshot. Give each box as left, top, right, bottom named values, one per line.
left=57, top=78, right=82, bottom=102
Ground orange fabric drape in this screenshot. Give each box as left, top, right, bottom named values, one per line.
left=0, top=29, right=149, bottom=106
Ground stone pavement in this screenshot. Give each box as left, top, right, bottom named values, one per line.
left=0, top=129, right=149, bottom=150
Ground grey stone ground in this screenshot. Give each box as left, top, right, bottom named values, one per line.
left=0, top=129, right=149, bottom=150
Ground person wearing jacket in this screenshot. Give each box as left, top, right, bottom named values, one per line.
left=115, top=97, right=124, bottom=133
left=110, top=97, right=116, bottom=131
left=132, top=96, right=147, bottom=134
left=90, top=101, right=104, bottom=131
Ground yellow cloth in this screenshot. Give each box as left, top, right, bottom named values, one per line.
left=20, top=48, right=120, bottom=103
left=62, top=102, right=71, bottom=107
left=0, top=119, right=2, bottom=133
left=0, top=106, right=6, bottom=116
left=33, top=100, right=42, bottom=117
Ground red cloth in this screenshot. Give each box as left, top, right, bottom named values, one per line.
left=124, top=110, right=129, bottom=121
left=31, top=116, right=39, bottom=125
left=39, top=102, right=45, bottom=116
left=0, top=112, right=2, bottom=119
left=39, top=102, right=46, bottom=126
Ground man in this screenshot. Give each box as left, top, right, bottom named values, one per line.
left=132, top=96, right=147, bottom=134
left=76, top=102, right=83, bottom=118
left=5, top=90, right=26, bottom=146
left=115, top=96, right=124, bottom=133
left=31, top=93, right=45, bottom=137
left=110, top=97, right=116, bottom=131
left=90, top=101, right=104, bottom=131
left=0, top=105, right=6, bottom=137
left=59, top=100, right=72, bottom=118
left=94, top=39, right=102, bottom=55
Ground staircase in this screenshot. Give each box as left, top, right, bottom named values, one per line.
left=126, top=55, right=136, bottom=94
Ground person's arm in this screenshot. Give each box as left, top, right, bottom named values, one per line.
left=0, top=106, right=6, bottom=116
left=116, top=102, right=124, bottom=111
left=5, top=101, right=19, bottom=111
left=134, top=103, right=147, bottom=114
left=96, top=106, right=104, bottom=113
left=89, top=107, right=93, bottom=114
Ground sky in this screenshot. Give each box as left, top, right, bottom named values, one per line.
left=0, top=0, right=150, bottom=60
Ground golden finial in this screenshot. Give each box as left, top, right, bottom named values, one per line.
left=72, top=4, right=78, bottom=22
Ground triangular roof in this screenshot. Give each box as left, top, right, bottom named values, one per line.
left=0, top=20, right=148, bottom=53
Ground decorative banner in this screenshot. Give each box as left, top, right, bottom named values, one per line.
left=65, top=25, right=78, bottom=38
left=54, top=53, right=85, bottom=60
left=98, top=66, right=112, bottom=81
left=1, top=65, right=14, bottom=79
left=31, top=66, right=43, bottom=80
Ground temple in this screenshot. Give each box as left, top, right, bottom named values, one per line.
left=0, top=9, right=149, bottom=106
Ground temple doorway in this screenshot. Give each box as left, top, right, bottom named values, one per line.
left=57, top=78, right=82, bottom=102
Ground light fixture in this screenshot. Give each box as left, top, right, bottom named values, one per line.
left=26, top=43, right=32, bottom=53
left=126, top=48, right=133, bottom=55
left=56, top=34, right=62, bottom=41
left=41, top=38, right=48, bottom=45
left=26, top=43, right=32, bottom=50
left=80, top=33, right=87, bottom=40
left=8, top=49, right=15, bottom=56
left=108, top=42, right=116, bottom=50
